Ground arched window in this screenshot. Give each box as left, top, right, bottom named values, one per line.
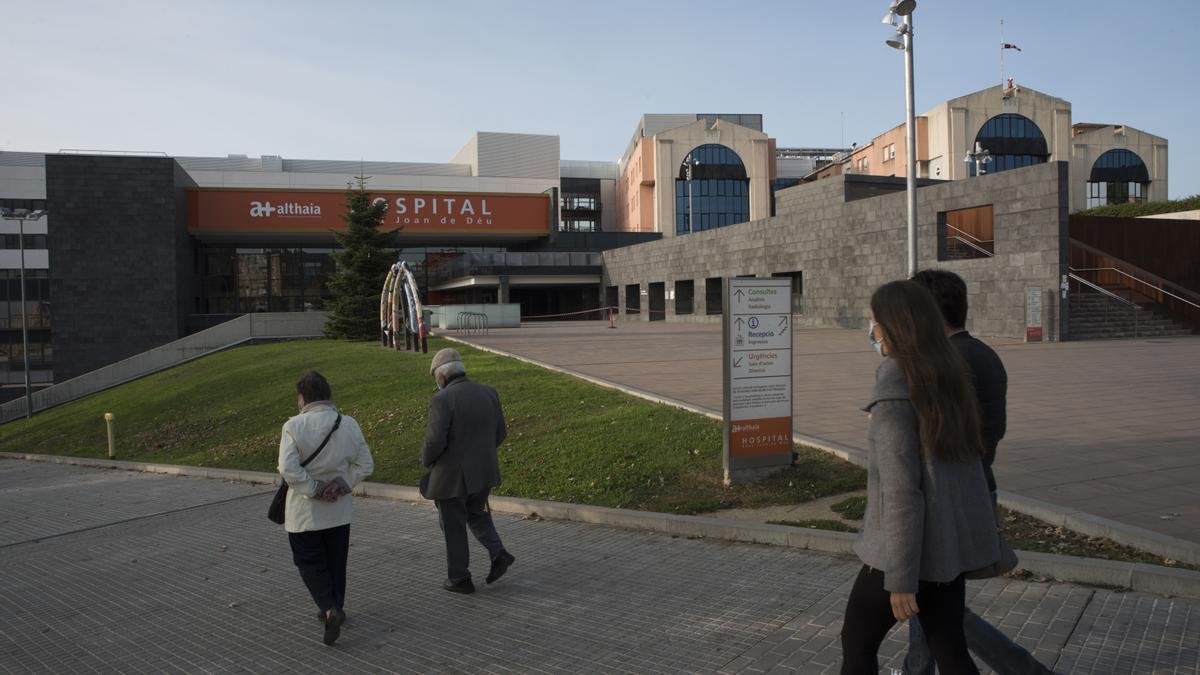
left=970, top=113, right=1048, bottom=176
left=675, top=144, right=750, bottom=235
left=1086, top=149, right=1149, bottom=208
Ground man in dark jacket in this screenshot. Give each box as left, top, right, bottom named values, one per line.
left=422, top=348, right=515, bottom=594
left=906, top=270, right=1051, bottom=675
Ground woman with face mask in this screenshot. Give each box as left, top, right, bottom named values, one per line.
left=841, top=281, right=1000, bottom=674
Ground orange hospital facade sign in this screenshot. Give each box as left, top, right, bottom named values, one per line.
left=187, top=189, right=551, bottom=236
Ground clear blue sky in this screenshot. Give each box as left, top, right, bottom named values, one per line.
left=4, top=0, right=1196, bottom=197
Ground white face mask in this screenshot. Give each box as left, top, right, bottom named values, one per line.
left=868, top=320, right=884, bottom=356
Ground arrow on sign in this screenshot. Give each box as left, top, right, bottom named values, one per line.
left=732, top=356, right=743, bottom=368
left=734, top=317, right=745, bottom=330
left=778, top=316, right=789, bottom=331
left=735, top=289, right=745, bottom=303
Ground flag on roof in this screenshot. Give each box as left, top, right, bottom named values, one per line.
left=1002, top=43, right=1022, bottom=51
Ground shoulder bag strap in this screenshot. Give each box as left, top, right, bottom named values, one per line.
left=299, top=414, right=342, bottom=468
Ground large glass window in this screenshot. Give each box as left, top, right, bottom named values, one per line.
left=0, top=269, right=52, bottom=370
left=676, top=144, right=750, bottom=235
left=969, top=113, right=1048, bottom=177
left=561, top=219, right=597, bottom=233
left=0, top=234, right=47, bottom=250
left=560, top=177, right=602, bottom=233
left=1086, top=149, right=1150, bottom=208
left=201, top=247, right=338, bottom=314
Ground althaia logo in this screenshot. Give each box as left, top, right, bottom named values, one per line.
left=249, top=201, right=322, bottom=218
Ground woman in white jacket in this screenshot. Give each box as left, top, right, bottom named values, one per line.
left=278, top=371, right=374, bottom=646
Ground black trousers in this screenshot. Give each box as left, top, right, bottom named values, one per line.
left=288, top=524, right=350, bottom=614
left=840, top=565, right=977, bottom=675
left=435, top=489, right=506, bottom=583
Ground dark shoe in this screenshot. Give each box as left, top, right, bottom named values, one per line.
left=486, top=551, right=516, bottom=584
left=443, top=578, right=476, bottom=594
left=323, top=608, right=345, bottom=646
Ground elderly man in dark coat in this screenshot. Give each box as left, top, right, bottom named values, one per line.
left=421, top=348, right=515, bottom=594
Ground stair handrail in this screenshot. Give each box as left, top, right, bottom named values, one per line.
left=1067, top=271, right=1141, bottom=310
left=948, top=235, right=994, bottom=258
left=945, top=223, right=994, bottom=246
left=1069, top=238, right=1200, bottom=307
left=1069, top=266, right=1200, bottom=312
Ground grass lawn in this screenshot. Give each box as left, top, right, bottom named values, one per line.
left=0, top=338, right=864, bottom=515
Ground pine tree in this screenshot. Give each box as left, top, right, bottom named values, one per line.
left=324, top=176, right=397, bottom=340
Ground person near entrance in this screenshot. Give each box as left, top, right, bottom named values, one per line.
left=905, top=269, right=1052, bottom=675
left=421, top=348, right=515, bottom=594
left=278, top=371, right=374, bottom=646
left=841, top=280, right=999, bottom=674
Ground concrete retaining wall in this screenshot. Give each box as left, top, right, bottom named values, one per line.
left=602, top=163, right=1069, bottom=341
left=429, top=304, right=521, bottom=329
left=0, top=312, right=327, bottom=422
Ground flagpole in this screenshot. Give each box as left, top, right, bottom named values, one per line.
left=1000, top=18, right=1005, bottom=89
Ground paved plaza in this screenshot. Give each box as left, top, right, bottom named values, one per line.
left=2, top=460, right=1198, bottom=673
left=452, top=322, right=1200, bottom=545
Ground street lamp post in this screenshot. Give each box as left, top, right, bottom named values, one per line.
left=884, top=0, right=918, bottom=277
left=0, top=207, right=45, bottom=419
left=964, top=141, right=993, bottom=176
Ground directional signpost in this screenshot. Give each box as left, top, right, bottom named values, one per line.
left=722, top=277, right=793, bottom=484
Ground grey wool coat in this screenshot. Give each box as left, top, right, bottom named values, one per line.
left=420, top=374, right=507, bottom=500
left=853, top=357, right=1000, bottom=593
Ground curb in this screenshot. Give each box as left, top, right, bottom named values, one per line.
left=4, top=452, right=1199, bottom=600
left=995, top=491, right=1200, bottom=568
left=442, top=333, right=1200, bottom=567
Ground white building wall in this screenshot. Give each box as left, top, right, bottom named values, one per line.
left=475, top=132, right=559, bottom=179
left=0, top=154, right=49, bottom=270
left=922, top=86, right=1072, bottom=181
left=1069, top=125, right=1169, bottom=212
left=650, top=119, right=772, bottom=236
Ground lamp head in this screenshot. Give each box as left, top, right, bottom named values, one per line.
left=0, top=208, right=46, bottom=220
left=881, top=12, right=897, bottom=25
left=885, top=38, right=905, bottom=50
left=890, top=0, right=916, bottom=16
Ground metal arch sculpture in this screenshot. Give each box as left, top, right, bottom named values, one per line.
left=380, top=263, right=399, bottom=347
left=379, top=258, right=428, bottom=353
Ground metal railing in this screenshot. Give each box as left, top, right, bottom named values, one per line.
left=944, top=224, right=994, bottom=257
left=1070, top=267, right=1200, bottom=312
left=456, top=312, right=489, bottom=335
left=1068, top=271, right=1142, bottom=338
left=1068, top=237, right=1200, bottom=334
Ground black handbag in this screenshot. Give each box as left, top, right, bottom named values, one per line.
left=268, top=414, right=342, bottom=525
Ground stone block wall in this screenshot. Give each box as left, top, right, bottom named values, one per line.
left=46, top=155, right=192, bottom=380
left=602, top=162, right=1069, bottom=340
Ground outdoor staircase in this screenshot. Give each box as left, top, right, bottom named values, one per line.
left=943, top=237, right=992, bottom=261
left=1069, top=292, right=1192, bottom=340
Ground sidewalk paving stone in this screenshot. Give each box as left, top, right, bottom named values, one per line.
left=3, top=461, right=1199, bottom=673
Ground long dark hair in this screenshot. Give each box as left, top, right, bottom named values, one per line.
left=871, top=280, right=984, bottom=463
